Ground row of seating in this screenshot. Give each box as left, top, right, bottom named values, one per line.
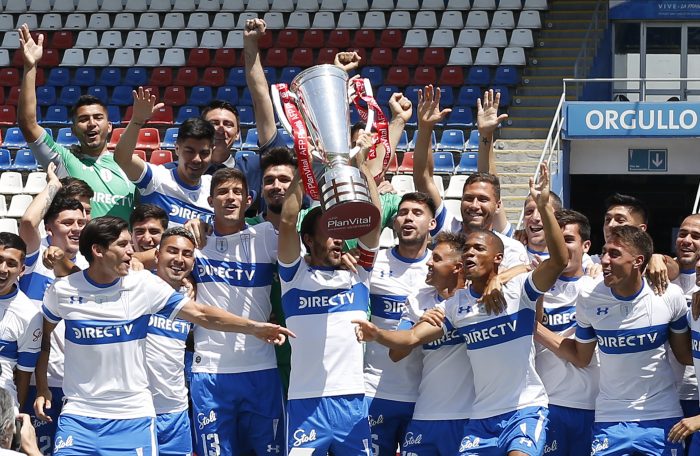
left=1, top=0, right=548, bottom=14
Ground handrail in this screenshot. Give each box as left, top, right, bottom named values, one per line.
left=573, top=0, right=606, bottom=94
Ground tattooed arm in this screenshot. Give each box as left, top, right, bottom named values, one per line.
left=19, top=163, right=63, bottom=254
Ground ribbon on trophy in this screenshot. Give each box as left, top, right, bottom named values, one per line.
left=275, top=83, right=321, bottom=201
left=349, top=78, right=392, bottom=180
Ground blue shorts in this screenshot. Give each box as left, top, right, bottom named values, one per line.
left=287, top=394, right=372, bottom=456
left=544, top=404, right=594, bottom=456
left=401, top=419, right=469, bottom=456
left=190, top=369, right=285, bottom=456
left=458, top=406, right=549, bottom=456
left=156, top=410, right=193, bottom=456
left=682, top=401, right=700, bottom=455
left=366, top=396, right=414, bottom=456
left=591, top=418, right=685, bottom=455
left=54, top=414, right=156, bottom=455
left=22, top=385, right=64, bottom=455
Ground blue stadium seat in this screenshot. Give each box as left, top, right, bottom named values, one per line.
left=493, top=86, right=510, bottom=106
left=72, top=68, right=96, bottom=87
left=432, top=151, right=455, bottom=174
left=124, top=67, right=148, bottom=86
left=58, top=86, right=82, bottom=106
left=160, top=127, right=179, bottom=149
left=87, top=86, right=109, bottom=104
left=467, top=66, right=491, bottom=85
left=405, top=108, right=419, bottom=128
left=3, top=128, right=27, bottom=149
left=0, top=150, right=11, bottom=170
left=465, top=129, right=480, bottom=151
left=41, top=105, right=71, bottom=125
left=277, top=128, right=293, bottom=148
left=439, top=87, right=454, bottom=107
left=242, top=128, right=259, bottom=149
left=279, top=66, right=302, bottom=85
left=106, top=105, right=122, bottom=125
left=215, top=86, right=239, bottom=105
left=396, top=131, right=409, bottom=151
left=98, top=67, right=122, bottom=87
left=11, top=149, right=38, bottom=171
left=264, top=67, right=277, bottom=84
left=438, top=129, right=465, bottom=151
left=188, top=86, right=213, bottom=106
left=457, top=86, right=481, bottom=106
left=493, top=65, right=519, bottom=85
left=56, top=127, right=79, bottom=148
left=404, top=85, right=421, bottom=106
left=350, top=105, right=361, bottom=125
left=47, top=68, right=71, bottom=87
left=360, top=66, right=383, bottom=87
left=408, top=130, right=436, bottom=150
left=445, top=106, right=474, bottom=128
left=235, top=150, right=256, bottom=161
left=111, top=86, right=134, bottom=106
left=455, top=151, right=478, bottom=174
left=36, top=86, right=57, bottom=106
left=175, top=106, right=200, bottom=125
left=238, top=105, right=255, bottom=127
left=240, top=88, right=253, bottom=106
left=376, top=85, right=398, bottom=105
left=227, top=67, right=247, bottom=87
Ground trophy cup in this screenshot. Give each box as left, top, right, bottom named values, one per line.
left=271, top=64, right=384, bottom=240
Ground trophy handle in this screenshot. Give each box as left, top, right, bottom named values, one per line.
left=271, top=84, right=293, bottom=135
left=348, top=78, right=376, bottom=159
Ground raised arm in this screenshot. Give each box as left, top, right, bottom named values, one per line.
left=356, top=132, right=383, bottom=250
left=19, top=163, right=62, bottom=254
left=413, top=85, right=451, bottom=208
left=530, top=162, right=568, bottom=292
left=278, top=173, right=303, bottom=264
left=114, top=87, right=163, bottom=181
left=17, top=24, right=46, bottom=143
left=244, top=18, right=277, bottom=146
left=535, top=322, right=596, bottom=368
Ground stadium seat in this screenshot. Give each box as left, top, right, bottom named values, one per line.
left=60, top=49, right=85, bottom=66
left=161, top=49, right=186, bottom=67
left=396, top=48, right=419, bottom=66
left=211, top=12, right=234, bottom=29
left=457, top=86, right=481, bottom=106
left=237, top=105, right=254, bottom=127
left=466, top=11, right=490, bottom=28
left=468, top=66, right=491, bottom=85
left=510, top=28, right=535, bottom=48
left=0, top=32, right=19, bottom=50
left=242, top=129, right=259, bottom=150
left=175, top=106, right=198, bottom=124
left=75, top=30, right=99, bottom=48
left=0, top=69, right=19, bottom=87
left=202, top=67, right=225, bottom=87
left=214, top=49, right=237, bottom=67
left=226, top=68, right=246, bottom=87
left=433, top=175, right=445, bottom=196
left=445, top=174, right=468, bottom=197
left=87, top=86, right=109, bottom=104
left=433, top=151, right=455, bottom=174
left=379, top=29, right=403, bottom=49
left=338, top=12, right=362, bottom=29
left=56, top=127, right=79, bottom=148
left=432, top=29, right=455, bottom=47
left=371, top=0, right=394, bottom=10
left=499, top=0, right=522, bottom=8
left=360, top=66, right=383, bottom=87
left=408, top=130, right=436, bottom=150
left=224, top=31, right=244, bottom=48
left=484, top=29, right=508, bottom=48
left=110, top=86, right=134, bottom=106
left=3, top=128, right=26, bottom=149
left=472, top=0, right=496, bottom=8
left=501, top=47, right=527, bottom=66
left=110, top=49, right=135, bottom=67
left=0, top=50, right=9, bottom=68
left=379, top=227, right=396, bottom=248
left=6, top=88, right=19, bottom=106
left=132, top=149, right=147, bottom=161
left=404, top=30, right=429, bottom=47
left=397, top=151, right=414, bottom=173
left=107, top=106, right=121, bottom=125
left=353, top=30, right=375, bottom=48
left=524, top=0, right=548, bottom=9
left=440, top=11, right=464, bottom=29
left=438, top=86, right=454, bottom=106
left=455, top=152, right=478, bottom=174
left=51, top=31, right=74, bottom=49
left=151, top=30, right=174, bottom=48
left=123, top=68, right=147, bottom=87
left=0, top=106, right=14, bottom=126
left=174, top=68, right=198, bottom=87
left=424, top=48, right=447, bottom=66
left=438, top=129, right=466, bottom=151
left=163, top=86, right=186, bottom=106
left=390, top=174, right=415, bottom=195
left=0, top=172, right=23, bottom=195
left=0, top=150, right=10, bottom=170
left=42, top=105, right=70, bottom=126
left=160, top=128, right=179, bottom=149
left=492, top=10, right=515, bottom=29
left=465, top=129, right=480, bottom=151
left=265, top=48, right=288, bottom=67
left=413, top=67, right=437, bottom=85
left=64, top=13, right=87, bottom=30
left=98, top=68, right=122, bottom=87
left=287, top=12, right=311, bottom=29
left=187, top=12, right=210, bottom=30
left=23, top=171, right=47, bottom=195
left=317, top=48, right=340, bottom=65
left=150, top=150, right=173, bottom=165
left=493, top=86, right=511, bottom=106
left=422, top=0, right=445, bottom=10
left=312, top=12, right=336, bottom=29
left=385, top=67, right=410, bottom=86
left=388, top=11, right=411, bottom=29
left=320, top=0, right=343, bottom=11
left=276, top=67, right=299, bottom=85
left=40, top=13, right=63, bottom=30
left=415, top=11, right=437, bottom=28
left=135, top=49, right=160, bottom=67
left=475, top=48, right=500, bottom=66
left=301, top=30, right=324, bottom=48
left=493, top=66, right=519, bottom=85
left=86, top=49, right=111, bottom=66
left=376, top=85, right=398, bottom=105
left=87, top=13, right=111, bottom=30
left=53, top=0, right=75, bottom=12
left=201, top=31, right=224, bottom=49
left=346, top=0, right=369, bottom=10
left=369, top=48, right=393, bottom=67
left=57, top=85, right=81, bottom=106
left=188, top=86, right=213, bottom=106
left=136, top=12, right=161, bottom=29
left=439, top=66, right=465, bottom=86
left=11, top=149, right=38, bottom=171
left=124, top=31, right=148, bottom=49
left=221, top=0, right=246, bottom=11
left=240, top=87, right=253, bottom=105
left=263, top=12, right=285, bottom=29
left=99, top=30, right=123, bottom=48
left=0, top=218, right=18, bottom=234
left=291, top=48, right=313, bottom=67
left=135, top=128, right=161, bottom=151
left=149, top=68, right=173, bottom=87
left=276, top=30, right=299, bottom=49
left=215, top=86, right=239, bottom=105
left=0, top=15, right=13, bottom=32
left=363, top=12, right=387, bottom=29
left=518, top=10, right=542, bottom=28
left=271, top=0, right=295, bottom=11
left=6, top=194, right=33, bottom=217
left=75, top=0, right=98, bottom=10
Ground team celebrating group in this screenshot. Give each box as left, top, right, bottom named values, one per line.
left=0, top=17, right=698, bottom=456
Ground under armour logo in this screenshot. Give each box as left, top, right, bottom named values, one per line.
left=267, top=445, right=280, bottom=454
left=458, top=305, right=472, bottom=314
left=69, top=296, right=84, bottom=305
left=596, top=307, right=609, bottom=315
left=518, top=438, right=533, bottom=447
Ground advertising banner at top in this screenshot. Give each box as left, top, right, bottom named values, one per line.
left=564, top=102, right=700, bottom=138
left=610, top=0, right=700, bottom=20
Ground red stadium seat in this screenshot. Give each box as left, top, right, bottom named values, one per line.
left=264, top=48, right=288, bottom=67
left=149, top=67, right=173, bottom=87
left=276, top=30, right=299, bottom=48
left=174, top=67, right=198, bottom=87
left=398, top=151, right=414, bottom=173
left=379, top=29, right=403, bottom=48
left=149, top=149, right=174, bottom=165
left=50, top=31, right=74, bottom=49
left=6, top=87, right=20, bottom=106
left=413, top=66, right=437, bottom=85
left=0, top=69, right=19, bottom=87
left=133, top=149, right=147, bottom=161
left=290, top=48, right=313, bottom=67
left=257, top=32, right=274, bottom=49
left=385, top=66, right=410, bottom=86
left=423, top=48, right=447, bottom=66
left=0, top=106, right=15, bottom=125
left=369, top=47, right=393, bottom=67
left=385, top=152, right=398, bottom=174
left=396, top=48, right=419, bottom=66
left=136, top=128, right=161, bottom=151
left=107, top=128, right=125, bottom=149
left=438, top=66, right=465, bottom=86
left=187, top=49, right=211, bottom=68
left=147, top=106, right=174, bottom=125
left=301, top=30, right=325, bottom=48
left=0, top=89, right=4, bottom=106
left=317, top=48, right=339, bottom=65
left=39, top=49, right=60, bottom=68
left=163, top=86, right=187, bottom=106
left=347, top=47, right=367, bottom=62
left=213, top=48, right=237, bottom=67
left=202, top=67, right=226, bottom=87
left=11, top=50, right=24, bottom=68
left=354, top=30, right=376, bottom=48
left=326, top=30, right=350, bottom=49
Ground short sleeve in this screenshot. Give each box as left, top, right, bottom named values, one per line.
left=278, top=256, right=302, bottom=283
left=669, top=288, right=690, bottom=333
left=16, top=310, right=43, bottom=372
left=140, top=272, right=188, bottom=318
left=521, top=272, right=545, bottom=307
left=574, top=305, right=596, bottom=343
left=29, top=130, right=68, bottom=173
left=133, top=162, right=157, bottom=192
left=23, top=249, right=40, bottom=271
left=41, top=283, right=62, bottom=324
left=430, top=202, right=450, bottom=237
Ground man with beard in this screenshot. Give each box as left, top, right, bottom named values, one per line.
left=17, top=24, right=136, bottom=221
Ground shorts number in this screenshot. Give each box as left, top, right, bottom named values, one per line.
left=371, top=433, right=379, bottom=456
left=39, top=435, right=51, bottom=454
left=200, top=433, right=221, bottom=456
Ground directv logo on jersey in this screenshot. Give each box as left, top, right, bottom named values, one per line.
left=461, top=321, right=518, bottom=345
left=148, top=315, right=189, bottom=335
left=197, top=264, right=256, bottom=282
left=596, top=329, right=665, bottom=353
left=459, top=437, right=480, bottom=451
left=425, top=327, right=460, bottom=349
left=55, top=436, right=74, bottom=450
left=292, top=429, right=317, bottom=447
left=71, top=323, right=135, bottom=340
left=299, top=291, right=355, bottom=309
left=169, top=205, right=212, bottom=223
left=197, top=410, right=217, bottom=430
left=403, top=432, right=422, bottom=447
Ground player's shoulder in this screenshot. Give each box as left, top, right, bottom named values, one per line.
left=659, top=282, right=686, bottom=306
left=497, top=230, right=526, bottom=252
left=5, top=288, right=39, bottom=319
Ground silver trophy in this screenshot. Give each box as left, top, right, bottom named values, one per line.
left=272, top=64, right=380, bottom=240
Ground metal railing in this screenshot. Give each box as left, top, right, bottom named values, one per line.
left=572, top=0, right=607, bottom=94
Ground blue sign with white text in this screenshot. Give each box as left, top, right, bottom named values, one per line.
left=610, top=0, right=700, bottom=20
left=564, top=102, right=700, bottom=138
left=628, top=149, right=668, bottom=172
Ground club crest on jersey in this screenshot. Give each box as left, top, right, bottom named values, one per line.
left=216, top=238, right=228, bottom=253
left=459, top=436, right=480, bottom=451
left=197, top=410, right=217, bottom=430
left=292, top=429, right=317, bottom=447
left=241, top=233, right=251, bottom=263
left=620, top=304, right=631, bottom=316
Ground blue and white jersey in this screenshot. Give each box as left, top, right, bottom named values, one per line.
left=41, top=269, right=189, bottom=419
left=0, top=287, right=42, bottom=405
left=134, top=164, right=213, bottom=226
left=400, top=287, right=473, bottom=420
left=191, top=223, right=278, bottom=374
left=688, top=300, right=700, bottom=409
left=535, top=275, right=600, bottom=410
left=432, top=203, right=528, bottom=269
left=146, top=283, right=192, bottom=415
left=444, top=272, right=548, bottom=419
left=19, top=245, right=88, bottom=388
left=670, top=269, right=698, bottom=402
left=526, top=247, right=549, bottom=266
left=280, top=256, right=371, bottom=400
left=575, top=280, right=688, bottom=422
left=365, top=247, right=428, bottom=402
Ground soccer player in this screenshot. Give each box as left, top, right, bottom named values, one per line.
left=534, top=209, right=600, bottom=455
left=356, top=162, right=567, bottom=455
left=278, top=136, right=382, bottom=454
left=189, top=168, right=286, bottom=456
left=115, top=87, right=215, bottom=226
left=412, top=86, right=527, bottom=269
left=0, top=233, right=42, bottom=409
left=33, top=216, right=292, bottom=455
left=364, top=192, right=435, bottom=455
left=17, top=25, right=136, bottom=221
left=130, top=204, right=169, bottom=253
left=537, top=224, right=692, bottom=455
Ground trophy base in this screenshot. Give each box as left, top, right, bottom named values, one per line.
left=321, top=200, right=381, bottom=240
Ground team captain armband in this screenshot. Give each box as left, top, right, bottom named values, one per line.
left=357, top=241, right=379, bottom=269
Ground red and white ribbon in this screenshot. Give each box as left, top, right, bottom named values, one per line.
left=350, top=78, right=392, bottom=179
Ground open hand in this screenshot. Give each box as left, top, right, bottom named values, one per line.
left=18, top=24, right=43, bottom=68
left=417, top=85, right=451, bottom=127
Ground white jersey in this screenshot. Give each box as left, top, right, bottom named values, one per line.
left=191, top=223, right=278, bottom=374
left=19, top=245, right=88, bottom=388
left=280, top=256, right=371, bottom=400
left=535, top=275, right=600, bottom=410
left=670, top=269, right=699, bottom=402
left=401, top=287, right=473, bottom=420
left=0, top=287, right=42, bottom=406
left=432, top=203, right=528, bottom=270
left=526, top=247, right=549, bottom=266
left=145, top=282, right=192, bottom=415
left=575, top=280, right=687, bottom=422
left=444, top=272, right=548, bottom=419
left=365, top=248, right=428, bottom=402
left=134, top=164, right=213, bottom=226
left=41, top=270, right=189, bottom=419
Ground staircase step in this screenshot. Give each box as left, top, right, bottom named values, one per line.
left=499, top=127, right=549, bottom=139
left=523, top=66, right=575, bottom=77
left=517, top=85, right=573, bottom=97
left=549, top=0, right=600, bottom=11
left=512, top=95, right=560, bottom=107
left=537, top=29, right=589, bottom=39
left=533, top=47, right=582, bottom=58
left=546, top=9, right=599, bottom=20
